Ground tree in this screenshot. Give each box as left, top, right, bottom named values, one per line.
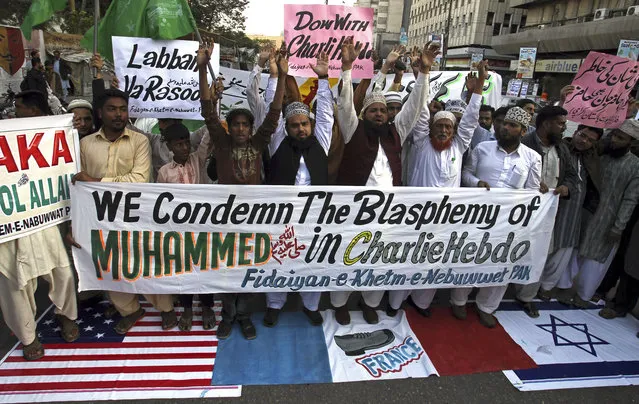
left=191, top=0, right=249, bottom=34
left=0, top=0, right=31, bottom=26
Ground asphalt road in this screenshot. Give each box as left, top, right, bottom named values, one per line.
left=2, top=281, right=638, bottom=404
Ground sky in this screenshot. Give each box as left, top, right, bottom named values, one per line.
left=244, top=0, right=357, bottom=36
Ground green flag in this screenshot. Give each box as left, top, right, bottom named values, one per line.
left=81, top=0, right=198, bottom=62
left=20, top=0, right=67, bottom=41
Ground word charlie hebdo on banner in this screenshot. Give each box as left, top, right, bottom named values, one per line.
left=284, top=4, right=374, bottom=78
left=112, top=36, right=220, bottom=120
left=0, top=115, right=79, bottom=243
left=71, top=182, right=558, bottom=295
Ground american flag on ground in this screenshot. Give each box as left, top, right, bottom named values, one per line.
left=0, top=299, right=241, bottom=403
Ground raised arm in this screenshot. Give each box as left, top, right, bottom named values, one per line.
left=310, top=51, right=333, bottom=153
left=252, top=44, right=287, bottom=151
left=198, top=45, right=228, bottom=147
left=337, top=37, right=363, bottom=144
left=247, top=46, right=271, bottom=128
left=394, top=42, right=440, bottom=145
left=456, top=61, right=488, bottom=151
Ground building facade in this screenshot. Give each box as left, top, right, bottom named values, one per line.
left=355, top=0, right=407, bottom=55
left=407, top=0, right=526, bottom=71
left=492, top=0, right=639, bottom=98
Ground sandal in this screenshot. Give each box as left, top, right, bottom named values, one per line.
left=161, top=310, right=178, bottom=330
left=22, top=338, right=45, bottom=361
left=103, top=304, right=118, bottom=319
left=55, top=314, right=80, bottom=342
left=599, top=307, right=626, bottom=319
left=178, top=308, right=193, bottom=331
left=516, top=299, right=539, bottom=318
left=202, top=306, right=216, bottom=330
left=114, top=308, right=145, bottom=335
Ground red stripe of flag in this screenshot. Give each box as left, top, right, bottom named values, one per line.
left=36, top=341, right=217, bottom=349
left=0, top=364, right=214, bottom=377
left=0, top=379, right=214, bottom=392
left=4, top=352, right=216, bottom=363
left=125, top=331, right=216, bottom=336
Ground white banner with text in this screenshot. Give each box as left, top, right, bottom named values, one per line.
left=71, top=182, right=558, bottom=294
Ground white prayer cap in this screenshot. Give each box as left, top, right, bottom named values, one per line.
left=67, top=99, right=93, bottom=111
left=445, top=99, right=467, bottom=115
left=384, top=91, right=403, bottom=105
left=433, top=111, right=457, bottom=125
left=362, top=92, right=387, bottom=113
left=619, top=119, right=639, bottom=140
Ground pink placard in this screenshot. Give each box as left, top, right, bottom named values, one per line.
left=564, top=52, right=639, bottom=128
left=284, top=4, right=374, bottom=79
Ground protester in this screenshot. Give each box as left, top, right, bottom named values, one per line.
left=199, top=44, right=286, bottom=340
left=156, top=81, right=216, bottom=331
left=44, top=60, right=63, bottom=98
left=67, top=99, right=94, bottom=138
left=514, top=106, right=578, bottom=317
left=69, top=89, right=177, bottom=334
left=0, top=91, right=79, bottom=361
left=479, top=104, right=494, bottom=132
left=560, top=119, right=639, bottom=307
left=53, top=50, right=73, bottom=98
left=516, top=98, right=537, bottom=134
left=456, top=107, right=541, bottom=327
left=14, top=90, right=48, bottom=118
left=262, top=51, right=333, bottom=328
left=21, top=57, right=48, bottom=96
left=331, top=38, right=438, bottom=326
left=390, top=61, right=488, bottom=318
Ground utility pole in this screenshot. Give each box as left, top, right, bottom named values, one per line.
left=441, top=0, right=453, bottom=70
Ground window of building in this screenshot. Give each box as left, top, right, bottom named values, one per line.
left=493, top=22, right=501, bottom=36
left=498, top=0, right=505, bottom=2
left=504, top=13, right=511, bottom=27
left=510, top=23, right=518, bottom=33
left=486, top=11, right=494, bottom=25
left=520, top=15, right=527, bottom=27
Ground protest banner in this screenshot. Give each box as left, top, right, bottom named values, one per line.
left=71, top=182, right=557, bottom=294
left=516, top=47, right=537, bottom=79
left=284, top=4, right=374, bottom=79
left=617, top=40, right=639, bottom=61
left=112, top=36, right=220, bottom=120
left=0, top=114, right=79, bottom=243
left=564, top=51, right=639, bottom=128
left=217, top=66, right=503, bottom=116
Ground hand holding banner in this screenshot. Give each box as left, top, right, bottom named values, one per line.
left=0, top=114, right=79, bottom=243
left=112, top=36, right=220, bottom=120
left=284, top=4, right=374, bottom=79
left=564, top=51, right=639, bottom=128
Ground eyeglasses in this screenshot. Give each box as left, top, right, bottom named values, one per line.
left=575, top=130, right=597, bottom=144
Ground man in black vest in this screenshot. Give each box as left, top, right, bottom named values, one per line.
left=330, top=38, right=439, bottom=325
left=263, top=52, right=332, bottom=327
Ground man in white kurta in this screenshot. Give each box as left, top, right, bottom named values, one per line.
left=388, top=63, right=488, bottom=317
left=455, top=107, right=541, bottom=327
left=0, top=96, right=78, bottom=360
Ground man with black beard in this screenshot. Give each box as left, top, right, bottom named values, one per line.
left=389, top=61, right=488, bottom=318
left=561, top=119, right=639, bottom=307
left=456, top=107, right=541, bottom=327
left=514, top=106, right=578, bottom=317
left=332, top=38, right=437, bottom=326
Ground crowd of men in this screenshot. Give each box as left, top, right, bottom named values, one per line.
left=2, top=39, right=639, bottom=361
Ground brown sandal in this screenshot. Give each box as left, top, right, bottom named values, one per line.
left=178, top=308, right=193, bottom=331
left=202, top=306, right=216, bottom=330
left=161, top=310, right=178, bottom=330
left=23, top=339, right=45, bottom=361
left=55, top=314, right=80, bottom=342
left=114, top=308, right=145, bottom=335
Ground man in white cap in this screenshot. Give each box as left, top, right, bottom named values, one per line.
left=388, top=61, right=489, bottom=318
left=561, top=119, right=639, bottom=307
left=331, top=38, right=438, bottom=325
left=384, top=91, right=403, bottom=124
left=67, top=99, right=94, bottom=138
left=262, top=52, right=332, bottom=328
left=456, top=107, right=542, bottom=327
